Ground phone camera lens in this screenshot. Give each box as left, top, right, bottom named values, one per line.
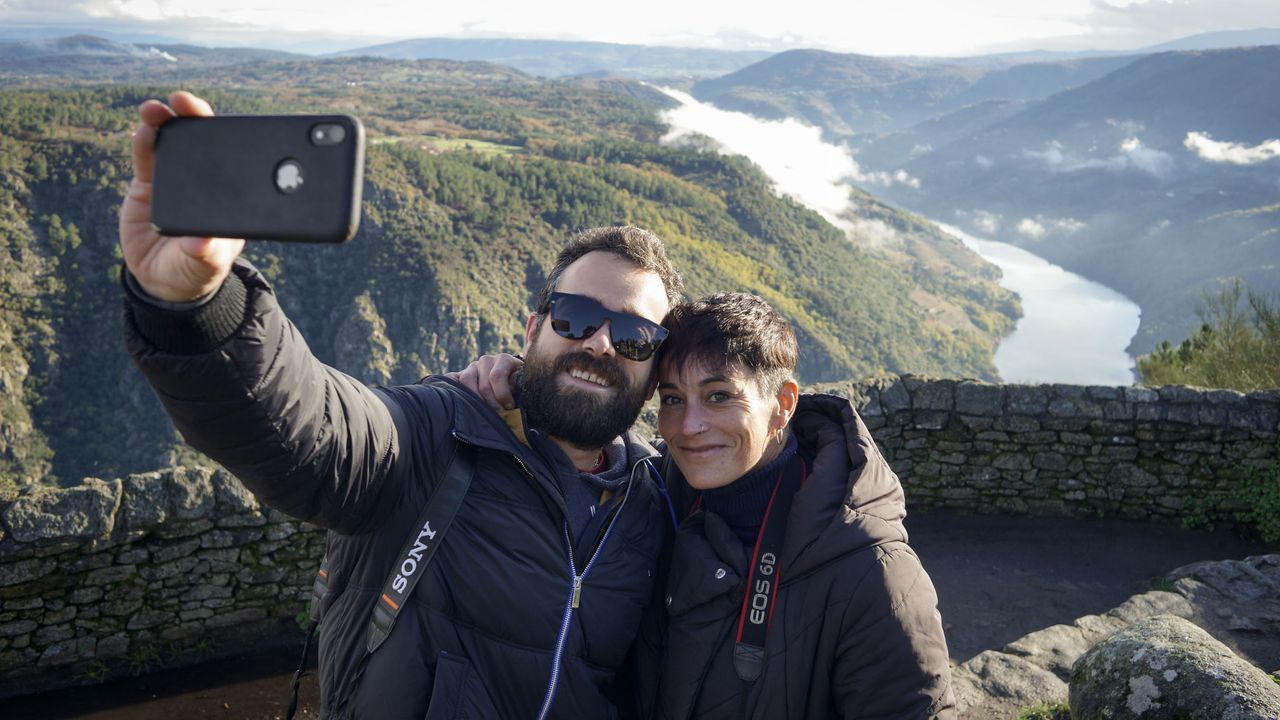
left=310, top=123, right=346, bottom=146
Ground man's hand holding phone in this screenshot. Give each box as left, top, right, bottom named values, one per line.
left=120, top=91, right=244, bottom=304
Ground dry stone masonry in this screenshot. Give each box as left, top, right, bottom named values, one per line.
left=815, top=376, right=1280, bottom=522
left=0, top=466, right=325, bottom=697
left=1, top=377, right=1277, bottom=697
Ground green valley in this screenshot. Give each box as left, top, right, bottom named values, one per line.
left=0, top=56, right=1017, bottom=489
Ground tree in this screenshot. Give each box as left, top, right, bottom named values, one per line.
left=1138, top=278, right=1280, bottom=391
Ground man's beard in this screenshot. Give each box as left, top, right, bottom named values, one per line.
left=519, top=344, right=649, bottom=451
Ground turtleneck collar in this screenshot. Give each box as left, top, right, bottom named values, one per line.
left=700, top=434, right=799, bottom=546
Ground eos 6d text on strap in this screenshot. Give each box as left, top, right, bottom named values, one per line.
left=732, top=458, right=806, bottom=683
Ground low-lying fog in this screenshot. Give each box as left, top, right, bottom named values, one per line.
left=657, top=87, right=1141, bottom=386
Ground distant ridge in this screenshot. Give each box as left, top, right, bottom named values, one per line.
left=0, top=33, right=301, bottom=64
left=690, top=48, right=1136, bottom=136
left=1139, top=27, right=1280, bottom=53
left=334, top=37, right=770, bottom=79
left=932, top=27, right=1280, bottom=64
left=0, top=33, right=156, bottom=58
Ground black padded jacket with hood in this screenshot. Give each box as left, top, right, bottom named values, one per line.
left=655, top=394, right=955, bottom=720
left=123, top=259, right=672, bottom=719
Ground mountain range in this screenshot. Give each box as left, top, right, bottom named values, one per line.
left=858, top=46, right=1280, bottom=353
left=331, top=38, right=770, bottom=79
left=687, top=42, right=1280, bottom=355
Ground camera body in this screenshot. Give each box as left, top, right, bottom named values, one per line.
left=152, top=114, right=365, bottom=243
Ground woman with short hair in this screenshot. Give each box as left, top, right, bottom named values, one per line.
left=651, top=292, right=953, bottom=719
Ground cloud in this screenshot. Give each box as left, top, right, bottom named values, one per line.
left=8, top=0, right=1280, bottom=58
left=1023, top=137, right=1173, bottom=178
left=1078, top=0, right=1280, bottom=51
left=1107, top=118, right=1145, bottom=135
left=975, top=154, right=993, bottom=169
left=848, top=218, right=903, bottom=250
left=1184, top=131, right=1280, bottom=165
left=656, top=86, right=921, bottom=231
left=1017, top=218, right=1046, bottom=239
left=1017, top=215, right=1086, bottom=240
left=657, top=87, right=859, bottom=227
left=956, top=209, right=1002, bottom=236
left=868, top=168, right=921, bottom=189
left=111, top=0, right=166, bottom=22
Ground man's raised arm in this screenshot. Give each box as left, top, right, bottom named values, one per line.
left=120, top=92, right=402, bottom=533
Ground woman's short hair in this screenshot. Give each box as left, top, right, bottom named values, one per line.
left=658, top=292, right=798, bottom=395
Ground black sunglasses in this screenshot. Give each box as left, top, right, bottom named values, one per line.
left=543, top=292, right=669, bottom=362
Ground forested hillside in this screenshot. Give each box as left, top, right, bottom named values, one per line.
left=0, top=57, right=1017, bottom=489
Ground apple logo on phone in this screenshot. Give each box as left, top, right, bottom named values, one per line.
left=275, top=159, right=304, bottom=194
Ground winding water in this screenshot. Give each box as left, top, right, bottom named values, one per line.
left=938, top=225, right=1139, bottom=385
left=657, top=87, right=1141, bottom=385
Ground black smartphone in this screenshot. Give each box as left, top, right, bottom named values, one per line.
left=151, top=114, right=365, bottom=243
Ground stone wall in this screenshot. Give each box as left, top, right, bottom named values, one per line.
left=1, top=378, right=1277, bottom=697
left=0, top=466, right=325, bottom=698
left=816, top=376, right=1280, bottom=521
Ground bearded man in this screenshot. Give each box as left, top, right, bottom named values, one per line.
left=120, top=92, right=683, bottom=719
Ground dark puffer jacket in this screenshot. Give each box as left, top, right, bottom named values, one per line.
left=123, top=259, right=671, bottom=719
left=657, top=394, right=954, bottom=719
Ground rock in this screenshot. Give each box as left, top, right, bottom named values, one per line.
left=1006, top=384, right=1050, bottom=415
left=0, top=558, right=54, bottom=588
left=212, top=470, right=259, bottom=516
left=205, top=607, right=267, bottom=629
left=880, top=377, right=911, bottom=413
left=120, top=471, right=171, bottom=531
left=913, top=380, right=954, bottom=411
left=1069, top=614, right=1280, bottom=719
left=2, top=480, right=120, bottom=542
left=962, top=650, right=1068, bottom=706
left=1003, top=623, right=1092, bottom=680
left=1168, top=556, right=1280, bottom=605
left=1124, top=387, right=1159, bottom=404
left=170, top=467, right=215, bottom=520
left=1105, top=590, right=1195, bottom=624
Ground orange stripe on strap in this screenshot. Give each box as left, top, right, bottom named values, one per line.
left=381, top=593, right=400, bottom=610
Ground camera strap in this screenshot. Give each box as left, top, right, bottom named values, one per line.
left=286, top=439, right=477, bottom=719
left=732, top=457, right=805, bottom=683
left=368, top=440, right=477, bottom=652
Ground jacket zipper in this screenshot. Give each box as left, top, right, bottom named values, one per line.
left=533, top=457, right=646, bottom=720
left=460, top=428, right=654, bottom=719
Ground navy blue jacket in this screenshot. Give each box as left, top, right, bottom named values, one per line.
left=124, top=259, right=671, bottom=719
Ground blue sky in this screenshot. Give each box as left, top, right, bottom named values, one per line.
left=3, top=0, right=1279, bottom=56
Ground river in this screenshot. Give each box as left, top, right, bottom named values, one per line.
left=656, top=87, right=1142, bottom=386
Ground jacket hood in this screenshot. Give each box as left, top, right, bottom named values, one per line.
left=782, top=393, right=907, bottom=578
